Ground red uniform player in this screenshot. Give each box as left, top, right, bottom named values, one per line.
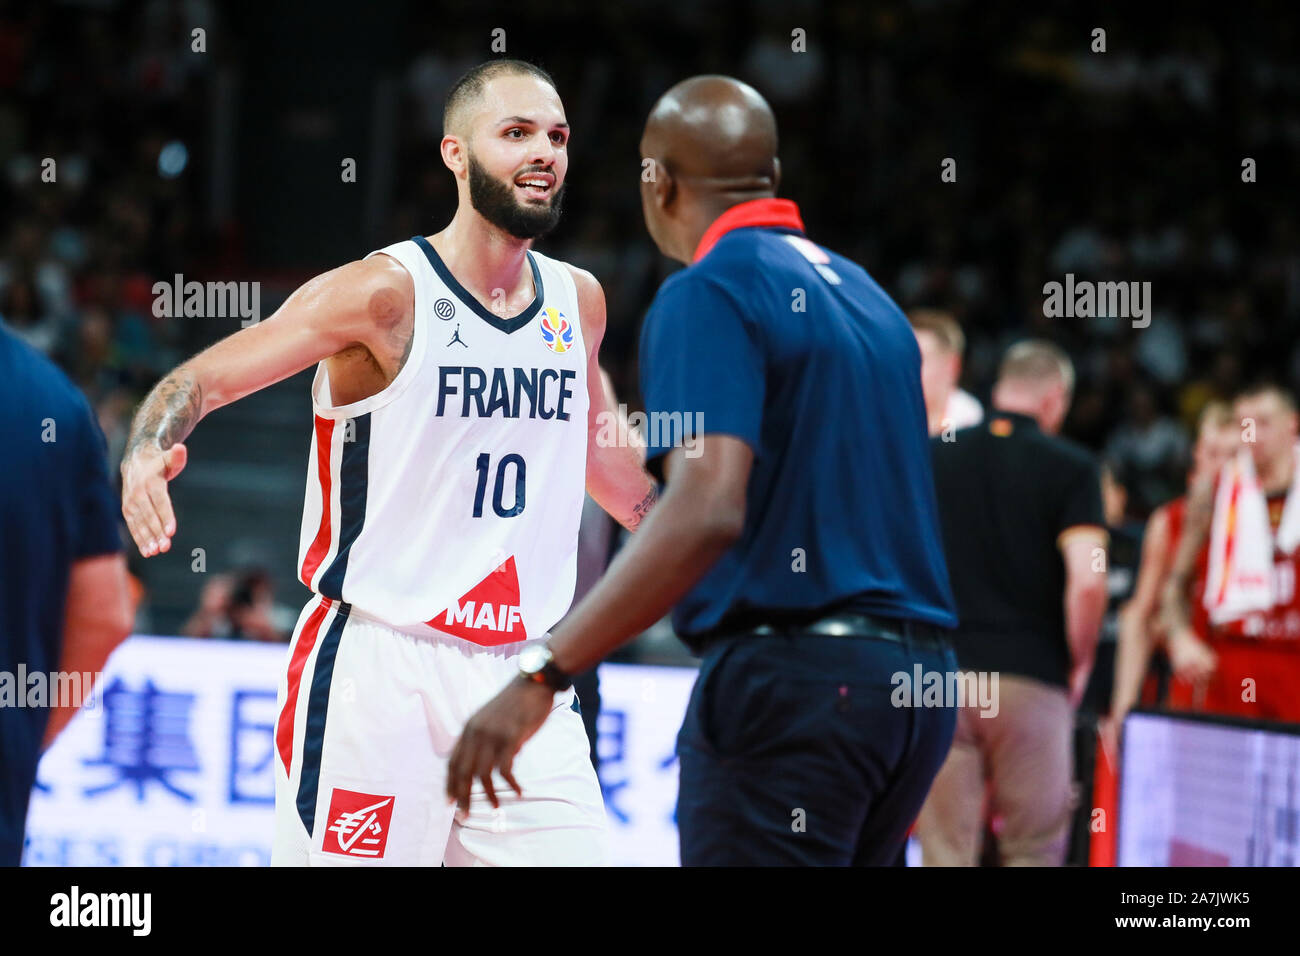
left=1162, top=384, right=1300, bottom=724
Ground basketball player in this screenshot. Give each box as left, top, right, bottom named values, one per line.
left=119, top=60, right=657, bottom=865
left=1107, top=400, right=1237, bottom=737
left=1160, top=383, right=1300, bottom=722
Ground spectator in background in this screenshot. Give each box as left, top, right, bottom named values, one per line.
left=1105, top=382, right=1189, bottom=515
left=226, top=567, right=289, bottom=642
left=918, top=341, right=1109, bottom=866
left=181, top=573, right=235, bottom=639
left=0, top=271, right=61, bottom=356
left=59, top=305, right=122, bottom=404
left=1178, top=350, right=1243, bottom=431
left=0, top=221, right=74, bottom=320
left=909, top=309, right=983, bottom=437
left=180, top=567, right=291, bottom=643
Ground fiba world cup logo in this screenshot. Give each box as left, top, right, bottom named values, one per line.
left=539, top=307, right=574, bottom=354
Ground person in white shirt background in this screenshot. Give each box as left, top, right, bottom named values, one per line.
left=910, top=308, right=983, bottom=436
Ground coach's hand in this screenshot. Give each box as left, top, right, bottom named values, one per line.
left=121, top=441, right=187, bottom=557
left=446, top=677, right=553, bottom=814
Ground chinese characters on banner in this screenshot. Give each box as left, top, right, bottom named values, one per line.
left=24, top=636, right=695, bottom=866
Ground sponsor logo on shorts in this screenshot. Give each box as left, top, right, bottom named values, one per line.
left=322, top=788, right=395, bottom=858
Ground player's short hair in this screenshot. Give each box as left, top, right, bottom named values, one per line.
left=1234, top=380, right=1298, bottom=414
left=1197, top=399, right=1235, bottom=431
left=443, top=59, right=557, bottom=137
left=996, top=340, right=1075, bottom=393
left=908, top=309, right=965, bottom=356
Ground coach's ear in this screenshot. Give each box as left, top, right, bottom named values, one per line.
left=651, top=159, right=676, bottom=212
left=441, top=134, right=468, bottom=178
left=771, top=156, right=781, bottom=194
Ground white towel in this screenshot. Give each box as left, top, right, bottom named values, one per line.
left=1203, top=444, right=1300, bottom=624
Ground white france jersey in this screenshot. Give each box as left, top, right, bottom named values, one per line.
left=296, top=236, right=589, bottom=647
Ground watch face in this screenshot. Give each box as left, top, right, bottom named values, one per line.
left=518, top=644, right=548, bottom=674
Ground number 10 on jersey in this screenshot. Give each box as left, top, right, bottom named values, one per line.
left=473, top=453, right=526, bottom=518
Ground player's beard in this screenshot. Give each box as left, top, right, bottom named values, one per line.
left=467, top=152, right=566, bottom=240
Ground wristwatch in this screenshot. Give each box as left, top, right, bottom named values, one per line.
left=517, top=641, right=572, bottom=692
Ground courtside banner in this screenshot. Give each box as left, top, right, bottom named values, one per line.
left=22, top=635, right=696, bottom=867
left=1119, top=710, right=1300, bottom=867
left=24, top=636, right=285, bottom=867
left=592, top=662, right=697, bottom=865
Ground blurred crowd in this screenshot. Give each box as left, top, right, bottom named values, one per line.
left=3, top=1, right=1299, bottom=633
left=1, top=0, right=216, bottom=468
left=179, top=565, right=298, bottom=642
left=390, top=3, right=1300, bottom=518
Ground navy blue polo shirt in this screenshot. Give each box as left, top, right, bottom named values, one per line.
left=0, top=326, right=122, bottom=864
left=638, top=198, right=957, bottom=639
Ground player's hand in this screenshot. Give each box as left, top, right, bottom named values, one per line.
left=121, top=441, right=188, bottom=557
left=1097, top=712, right=1123, bottom=766
left=446, top=677, right=554, bottom=814
left=1166, top=626, right=1218, bottom=684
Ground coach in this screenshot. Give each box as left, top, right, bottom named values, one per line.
left=0, top=326, right=134, bottom=865
left=916, top=341, right=1108, bottom=866
left=448, top=75, right=959, bottom=866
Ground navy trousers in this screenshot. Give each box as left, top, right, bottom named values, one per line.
left=676, top=630, right=958, bottom=866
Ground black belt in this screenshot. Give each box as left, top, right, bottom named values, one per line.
left=728, top=612, right=952, bottom=650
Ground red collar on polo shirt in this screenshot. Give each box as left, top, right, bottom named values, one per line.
left=692, top=198, right=805, bottom=263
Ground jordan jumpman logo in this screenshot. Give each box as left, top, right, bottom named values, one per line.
left=447, top=323, right=468, bottom=348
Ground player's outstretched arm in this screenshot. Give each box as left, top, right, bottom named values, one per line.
left=1160, top=476, right=1212, bottom=631
left=120, top=255, right=413, bottom=557
left=1158, top=473, right=1219, bottom=681
left=1111, top=504, right=1172, bottom=720
left=567, top=264, right=659, bottom=530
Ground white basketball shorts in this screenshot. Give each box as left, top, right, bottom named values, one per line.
left=271, top=595, right=608, bottom=866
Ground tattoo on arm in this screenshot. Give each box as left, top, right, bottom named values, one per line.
left=627, top=484, right=659, bottom=531
left=125, top=368, right=203, bottom=459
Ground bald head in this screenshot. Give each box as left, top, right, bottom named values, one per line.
left=643, top=75, right=779, bottom=192
left=638, top=76, right=781, bottom=262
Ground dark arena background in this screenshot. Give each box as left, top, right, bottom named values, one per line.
left=1, top=0, right=1298, bottom=925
